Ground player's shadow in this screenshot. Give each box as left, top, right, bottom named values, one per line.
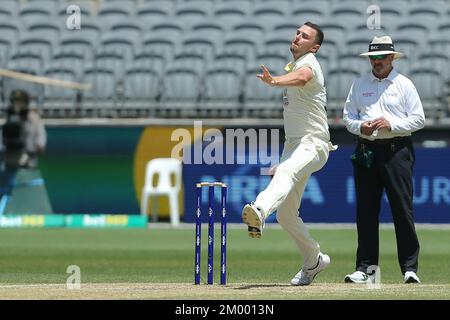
left=235, top=284, right=291, bottom=290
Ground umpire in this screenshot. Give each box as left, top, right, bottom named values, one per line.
left=343, top=36, right=425, bottom=284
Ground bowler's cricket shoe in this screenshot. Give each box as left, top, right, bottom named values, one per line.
left=344, top=271, right=369, bottom=283
left=242, top=202, right=265, bottom=238
left=404, top=271, right=421, bottom=284
left=290, top=252, right=330, bottom=286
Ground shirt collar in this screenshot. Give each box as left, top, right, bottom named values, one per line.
left=369, top=68, right=398, bottom=83
left=284, top=52, right=313, bottom=72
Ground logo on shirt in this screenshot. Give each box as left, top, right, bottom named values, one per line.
left=386, top=92, right=399, bottom=97
left=363, top=92, right=375, bottom=97
left=283, top=89, right=289, bottom=107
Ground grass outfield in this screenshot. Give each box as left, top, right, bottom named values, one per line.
left=0, top=227, right=449, bottom=299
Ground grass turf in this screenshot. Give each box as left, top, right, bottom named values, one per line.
left=0, top=227, right=449, bottom=299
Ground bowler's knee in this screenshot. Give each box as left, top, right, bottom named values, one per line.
left=276, top=209, right=293, bottom=227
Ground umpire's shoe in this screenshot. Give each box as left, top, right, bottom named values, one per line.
left=291, top=252, right=331, bottom=286
left=344, top=271, right=369, bottom=283
left=242, top=202, right=265, bottom=238
left=404, top=271, right=421, bottom=284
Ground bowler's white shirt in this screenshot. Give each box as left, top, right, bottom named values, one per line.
left=343, top=69, right=425, bottom=140
left=283, top=53, right=330, bottom=145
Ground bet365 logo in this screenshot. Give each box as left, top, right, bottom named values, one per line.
left=66, top=5, right=81, bottom=30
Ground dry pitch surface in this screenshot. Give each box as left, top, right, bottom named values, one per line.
left=1, top=282, right=449, bottom=300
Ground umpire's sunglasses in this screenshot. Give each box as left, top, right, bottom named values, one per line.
left=369, top=54, right=388, bottom=60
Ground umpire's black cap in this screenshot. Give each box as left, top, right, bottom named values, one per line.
left=9, top=90, right=30, bottom=105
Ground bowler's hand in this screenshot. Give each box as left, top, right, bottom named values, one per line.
left=257, top=65, right=276, bottom=86
left=371, top=117, right=391, bottom=131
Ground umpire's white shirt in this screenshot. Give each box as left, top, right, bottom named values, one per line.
left=343, top=68, right=425, bottom=140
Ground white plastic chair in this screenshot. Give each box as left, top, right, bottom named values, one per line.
left=140, top=158, right=182, bottom=227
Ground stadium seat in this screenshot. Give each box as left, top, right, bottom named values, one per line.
left=103, top=0, right=137, bottom=3
left=171, top=52, right=206, bottom=77
left=109, top=21, right=143, bottom=40
left=100, top=33, right=137, bottom=62
left=329, top=1, right=368, bottom=21
left=161, top=66, right=201, bottom=113
left=82, top=66, right=117, bottom=99
left=317, top=35, right=344, bottom=61
left=20, top=1, right=56, bottom=22
left=326, top=68, right=360, bottom=116
left=122, top=67, right=161, bottom=117
left=408, top=3, right=443, bottom=20
left=27, top=21, right=60, bottom=43
left=151, top=21, right=185, bottom=41
left=130, top=50, right=166, bottom=76
left=437, top=22, right=450, bottom=37
left=428, top=34, right=450, bottom=57
left=0, top=1, right=18, bottom=18
left=94, top=50, right=126, bottom=79
left=136, top=1, right=174, bottom=28
left=181, top=34, right=217, bottom=61
left=337, top=54, right=371, bottom=76
left=0, top=22, right=22, bottom=47
left=252, top=1, right=289, bottom=19
left=175, top=2, right=211, bottom=25
left=220, top=0, right=252, bottom=2
left=142, top=34, right=177, bottom=61
left=409, top=68, right=445, bottom=116
left=242, top=66, right=282, bottom=117
left=59, top=32, right=96, bottom=60
left=0, top=40, right=12, bottom=67
left=141, top=158, right=182, bottom=227
left=203, top=67, right=243, bottom=116
left=49, top=50, right=85, bottom=78
left=7, top=50, right=43, bottom=75
left=255, top=52, right=287, bottom=75
left=18, top=33, right=55, bottom=63
left=191, top=20, right=226, bottom=40
left=213, top=3, right=249, bottom=25
left=142, top=0, right=176, bottom=2
left=271, top=22, right=299, bottom=35
left=222, top=34, right=259, bottom=62
left=82, top=66, right=117, bottom=116
left=97, top=2, right=132, bottom=28
left=395, top=21, right=430, bottom=40
left=123, top=67, right=160, bottom=101
left=263, top=30, right=292, bottom=56
left=393, top=55, right=413, bottom=77
left=317, top=22, right=346, bottom=40
left=414, top=53, right=449, bottom=78
left=213, top=51, right=247, bottom=75
left=290, top=2, right=328, bottom=21
left=344, top=34, right=382, bottom=57
left=232, top=22, right=266, bottom=42
left=43, top=66, right=79, bottom=117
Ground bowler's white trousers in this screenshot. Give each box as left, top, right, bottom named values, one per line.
left=255, top=135, right=333, bottom=269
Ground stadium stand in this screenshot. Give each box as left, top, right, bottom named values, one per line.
left=0, top=0, right=449, bottom=121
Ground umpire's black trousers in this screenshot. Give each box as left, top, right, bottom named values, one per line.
left=353, top=136, right=420, bottom=274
